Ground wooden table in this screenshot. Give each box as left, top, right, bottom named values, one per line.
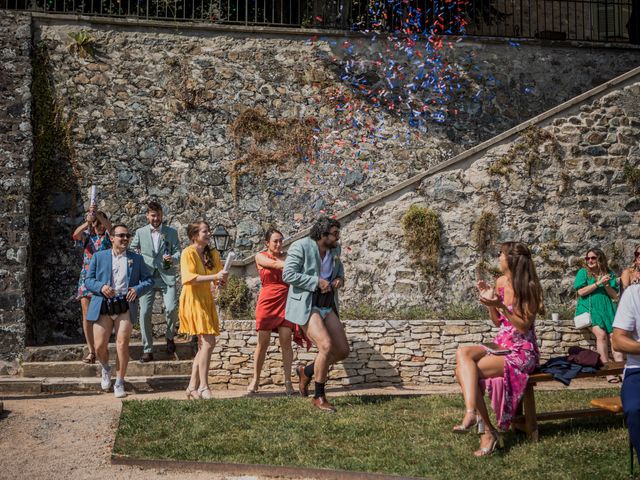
left=511, top=361, right=625, bottom=441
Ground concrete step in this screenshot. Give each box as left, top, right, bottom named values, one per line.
left=0, top=375, right=190, bottom=394
left=21, top=360, right=193, bottom=378
left=24, top=341, right=196, bottom=362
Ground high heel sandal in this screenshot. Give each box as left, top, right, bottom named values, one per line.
left=186, top=386, right=201, bottom=400
left=284, top=380, right=295, bottom=396
left=453, top=409, right=485, bottom=434
left=246, top=379, right=259, bottom=394
left=198, top=386, right=213, bottom=400
left=474, top=430, right=503, bottom=457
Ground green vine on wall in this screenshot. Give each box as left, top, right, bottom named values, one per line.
left=472, top=211, right=501, bottom=279
left=228, top=108, right=318, bottom=199
left=623, top=163, right=640, bottom=194
left=401, top=205, right=440, bottom=276
left=31, top=42, right=76, bottom=209
left=488, top=126, right=561, bottom=177
left=217, top=276, right=252, bottom=318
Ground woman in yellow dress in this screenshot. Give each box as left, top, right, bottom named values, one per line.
left=180, top=221, right=228, bottom=400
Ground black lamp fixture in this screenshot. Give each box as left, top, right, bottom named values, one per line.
left=212, top=224, right=231, bottom=255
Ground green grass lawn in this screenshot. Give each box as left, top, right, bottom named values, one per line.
left=114, top=388, right=631, bottom=479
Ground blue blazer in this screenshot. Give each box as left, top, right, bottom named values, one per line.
left=85, top=249, right=154, bottom=322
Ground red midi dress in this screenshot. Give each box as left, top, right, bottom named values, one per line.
left=255, top=252, right=311, bottom=349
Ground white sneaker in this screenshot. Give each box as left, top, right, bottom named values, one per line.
left=114, top=382, right=127, bottom=399
left=100, top=365, right=111, bottom=391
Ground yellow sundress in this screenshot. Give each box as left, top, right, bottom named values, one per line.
left=178, top=245, right=222, bottom=336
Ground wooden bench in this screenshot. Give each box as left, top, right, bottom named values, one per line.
left=511, top=361, right=625, bottom=441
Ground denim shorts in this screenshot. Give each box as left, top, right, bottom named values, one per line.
left=311, top=307, right=334, bottom=320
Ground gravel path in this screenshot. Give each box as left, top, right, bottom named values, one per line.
left=0, top=379, right=615, bottom=479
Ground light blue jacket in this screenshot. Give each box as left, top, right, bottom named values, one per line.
left=85, top=249, right=154, bottom=322
left=130, top=224, right=181, bottom=286
left=282, top=237, right=344, bottom=326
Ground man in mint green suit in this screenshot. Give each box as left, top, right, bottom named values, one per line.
left=283, top=216, right=348, bottom=412
left=130, top=201, right=181, bottom=361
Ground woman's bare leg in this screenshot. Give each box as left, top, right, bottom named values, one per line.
left=248, top=330, right=271, bottom=391
left=456, top=345, right=490, bottom=424
left=592, top=326, right=609, bottom=364
left=278, top=327, right=293, bottom=384
left=80, top=297, right=95, bottom=354
left=475, top=355, right=506, bottom=451
left=198, top=334, right=215, bottom=389
left=188, top=336, right=202, bottom=391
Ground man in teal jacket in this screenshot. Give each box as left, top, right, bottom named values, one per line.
left=283, top=216, right=348, bottom=412
left=130, top=201, right=181, bottom=361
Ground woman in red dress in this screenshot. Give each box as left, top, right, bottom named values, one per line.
left=247, top=228, right=309, bottom=395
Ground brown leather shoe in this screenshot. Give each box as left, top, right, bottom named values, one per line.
left=139, top=352, right=154, bottom=363
left=296, top=364, right=311, bottom=397
left=312, top=396, right=336, bottom=413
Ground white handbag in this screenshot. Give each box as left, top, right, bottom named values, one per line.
left=574, top=290, right=592, bottom=329
left=573, top=311, right=592, bottom=329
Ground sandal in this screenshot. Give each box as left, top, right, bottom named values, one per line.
left=82, top=352, right=96, bottom=364
left=284, top=381, right=295, bottom=396
left=246, top=378, right=259, bottom=394
left=607, top=375, right=622, bottom=384
left=198, top=386, right=213, bottom=400
left=186, top=386, right=201, bottom=400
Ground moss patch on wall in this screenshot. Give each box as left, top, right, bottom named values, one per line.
left=401, top=205, right=440, bottom=276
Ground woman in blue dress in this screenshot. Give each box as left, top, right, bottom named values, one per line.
left=72, top=209, right=112, bottom=364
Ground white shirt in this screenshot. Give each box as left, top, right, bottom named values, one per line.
left=613, top=284, right=640, bottom=369
left=111, top=250, right=129, bottom=295
left=151, top=226, right=162, bottom=253
left=320, top=251, right=333, bottom=281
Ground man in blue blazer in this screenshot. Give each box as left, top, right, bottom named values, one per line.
left=85, top=223, right=154, bottom=398
left=283, top=216, right=348, bottom=412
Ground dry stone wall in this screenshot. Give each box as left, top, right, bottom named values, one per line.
left=28, top=15, right=640, bottom=342
left=211, top=319, right=597, bottom=388
left=0, top=12, right=32, bottom=371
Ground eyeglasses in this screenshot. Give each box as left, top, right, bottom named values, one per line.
left=114, top=233, right=132, bottom=239
left=585, top=256, right=598, bottom=261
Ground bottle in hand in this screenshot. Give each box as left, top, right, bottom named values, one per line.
left=163, top=243, right=171, bottom=270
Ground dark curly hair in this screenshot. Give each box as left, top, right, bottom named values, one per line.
left=310, top=216, right=341, bottom=241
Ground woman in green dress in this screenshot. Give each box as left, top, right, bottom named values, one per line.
left=574, top=247, right=623, bottom=379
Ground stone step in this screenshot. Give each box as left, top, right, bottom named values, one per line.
left=0, top=375, right=190, bottom=394
left=21, top=360, right=193, bottom=378
left=24, top=341, right=196, bottom=362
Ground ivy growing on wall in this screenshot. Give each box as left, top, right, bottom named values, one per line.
left=401, top=204, right=440, bottom=276
left=217, top=276, right=253, bottom=318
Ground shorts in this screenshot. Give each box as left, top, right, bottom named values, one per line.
left=311, top=307, right=334, bottom=320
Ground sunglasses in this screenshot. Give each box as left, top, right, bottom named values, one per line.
left=585, top=256, right=598, bottom=261
left=635, top=252, right=640, bottom=258
left=114, top=233, right=132, bottom=239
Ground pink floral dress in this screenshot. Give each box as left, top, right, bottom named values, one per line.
left=481, top=287, right=540, bottom=430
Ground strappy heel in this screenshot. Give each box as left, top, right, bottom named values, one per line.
left=453, top=409, right=485, bottom=434
left=246, top=379, right=259, bottom=394
left=284, top=380, right=295, bottom=396
left=198, top=386, right=212, bottom=400
left=186, top=386, right=201, bottom=400
left=474, top=430, right=503, bottom=457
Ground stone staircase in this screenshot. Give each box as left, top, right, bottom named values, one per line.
left=0, top=340, right=195, bottom=394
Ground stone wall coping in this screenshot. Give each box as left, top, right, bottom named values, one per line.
left=27, top=12, right=640, bottom=50
left=222, top=318, right=574, bottom=326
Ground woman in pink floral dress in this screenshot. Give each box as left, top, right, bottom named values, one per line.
left=453, top=242, right=543, bottom=457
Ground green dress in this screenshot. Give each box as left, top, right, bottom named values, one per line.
left=573, top=268, right=619, bottom=333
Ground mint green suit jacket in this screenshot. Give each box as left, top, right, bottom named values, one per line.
left=130, top=224, right=181, bottom=287
left=282, top=236, right=344, bottom=326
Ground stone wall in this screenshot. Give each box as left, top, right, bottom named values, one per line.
left=29, top=15, right=640, bottom=342
left=0, top=13, right=32, bottom=371
left=339, top=79, right=640, bottom=311
left=211, top=319, right=596, bottom=388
